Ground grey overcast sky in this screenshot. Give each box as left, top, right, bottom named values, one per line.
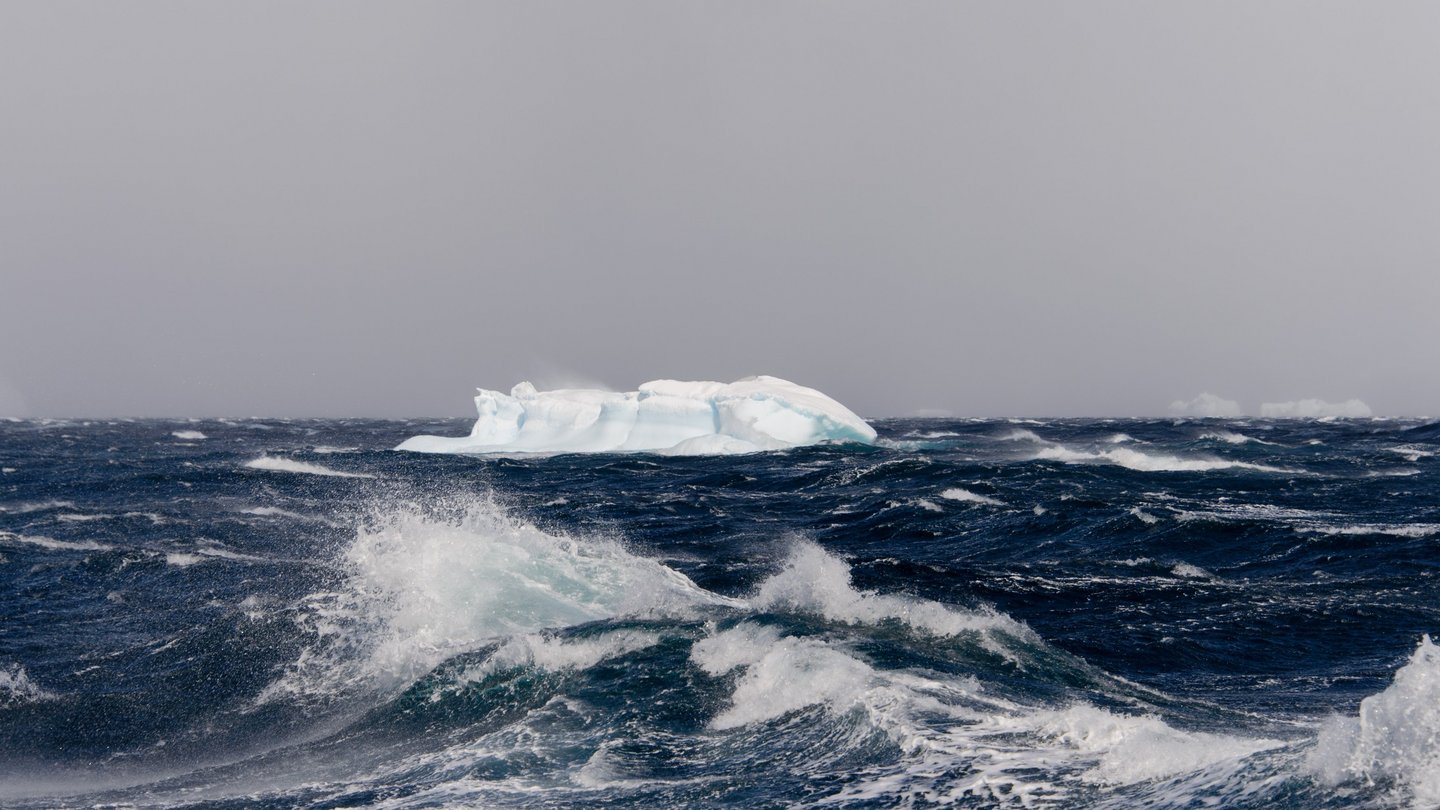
left=1, top=2, right=1437, bottom=418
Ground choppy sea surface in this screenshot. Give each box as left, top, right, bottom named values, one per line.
left=2, top=416, right=1439, bottom=809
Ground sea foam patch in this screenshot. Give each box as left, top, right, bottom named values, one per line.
left=244, top=456, right=374, bottom=479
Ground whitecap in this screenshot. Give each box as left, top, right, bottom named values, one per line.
left=0, top=665, right=55, bottom=706
left=1308, top=523, right=1440, bottom=539
left=1387, top=446, right=1436, bottom=463
left=749, top=540, right=1029, bottom=642
left=1307, top=636, right=1440, bottom=807
left=454, top=629, right=662, bottom=687
left=1130, top=507, right=1160, bottom=525
left=258, top=497, right=736, bottom=704
left=691, top=623, right=878, bottom=729
left=939, top=487, right=1006, bottom=507
left=171, top=430, right=208, bottom=440
left=1034, top=445, right=1295, bottom=474
left=0, top=531, right=111, bottom=552
left=244, top=456, right=375, bottom=479
left=692, top=620, right=1280, bottom=807
left=56, top=512, right=115, bottom=523
left=238, top=506, right=337, bottom=526
left=1170, top=562, right=1212, bottom=579
left=1198, top=430, right=1275, bottom=446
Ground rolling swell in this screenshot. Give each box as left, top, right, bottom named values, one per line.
left=0, top=418, right=1437, bottom=807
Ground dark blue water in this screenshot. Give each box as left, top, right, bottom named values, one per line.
left=2, top=417, right=1438, bottom=808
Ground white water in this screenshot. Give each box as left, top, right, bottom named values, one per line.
left=251, top=499, right=1311, bottom=809
left=691, top=620, right=1281, bottom=807
left=1308, top=636, right=1440, bottom=808
left=0, top=664, right=55, bottom=706
left=261, top=498, right=735, bottom=704
left=245, top=456, right=375, bottom=479
left=1198, top=430, right=1275, bottom=446
left=939, top=487, right=1006, bottom=507
left=1034, top=445, right=1294, bottom=474
left=750, top=540, right=1031, bottom=642
left=0, top=531, right=112, bottom=552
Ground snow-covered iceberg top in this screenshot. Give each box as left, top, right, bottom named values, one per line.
left=396, top=376, right=878, bottom=456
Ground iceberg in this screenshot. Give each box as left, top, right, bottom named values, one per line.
left=396, top=376, right=878, bottom=456
left=1169, top=393, right=1243, bottom=418
left=1260, top=399, right=1372, bottom=419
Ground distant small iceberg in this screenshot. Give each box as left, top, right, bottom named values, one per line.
left=1260, top=399, right=1372, bottom=419
left=1169, top=393, right=1243, bottom=418
left=396, top=376, right=877, bottom=456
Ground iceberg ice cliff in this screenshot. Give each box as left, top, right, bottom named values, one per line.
left=396, top=376, right=878, bottom=456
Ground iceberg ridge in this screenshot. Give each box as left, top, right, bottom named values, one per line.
left=396, top=376, right=877, bottom=456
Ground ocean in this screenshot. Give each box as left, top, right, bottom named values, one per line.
left=1, top=416, right=1437, bottom=808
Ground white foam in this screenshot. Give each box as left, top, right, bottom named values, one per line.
left=1388, top=446, right=1437, bottom=463
left=1170, top=562, right=1212, bottom=579
left=0, top=500, right=77, bottom=514
left=999, top=428, right=1046, bottom=443
left=1034, top=445, right=1294, bottom=474
left=1307, top=636, right=1440, bottom=806
left=909, top=430, right=961, bottom=439
left=1172, top=502, right=1331, bottom=526
left=396, top=375, right=876, bottom=456
left=261, top=498, right=736, bottom=703
left=455, top=629, right=662, bottom=686
left=0, top=665, right=55, bottom=706
left=241, top=506, right=310, bottom=519
left=1199, top=430, right=1274, bottom=446
left=691, top=623, right=878, bottom=729
left=0, top=531, right=111, bottom=552
left=1032, top=705, right=1279, bottom=785
left=691, top=620, right=1279, bottom=806
left=244, top=456, right=375, bottom=479
left=749, top=540, right=1029, bottom=642
left=1130, top=507, right=1160, bottom=525
left=1170, top=393, right=1244, bottom=418
left=194, top=545, right=269, bottom=563
left=239, top=506, right=337, bottom=526
left=1310, top=523, right=1440, bottom=539
left=171, top=430, right=208, bottom=440
left=55, top=512, right=113, bottom=523
left=165, top=552, right=205, bottom=567
left=1261, top=398, right=1373, bottom=419
left=312, top=446, right=359, bottom=454
left=939, top=488, right=1005, bottom=507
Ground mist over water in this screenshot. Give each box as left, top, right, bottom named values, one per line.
left=1, top=416, right=1438, bottom=808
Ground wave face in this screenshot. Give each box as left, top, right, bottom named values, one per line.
left=395, top=375, right=878, bottom=455
left=1, top=416, right=1439, bottom=808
